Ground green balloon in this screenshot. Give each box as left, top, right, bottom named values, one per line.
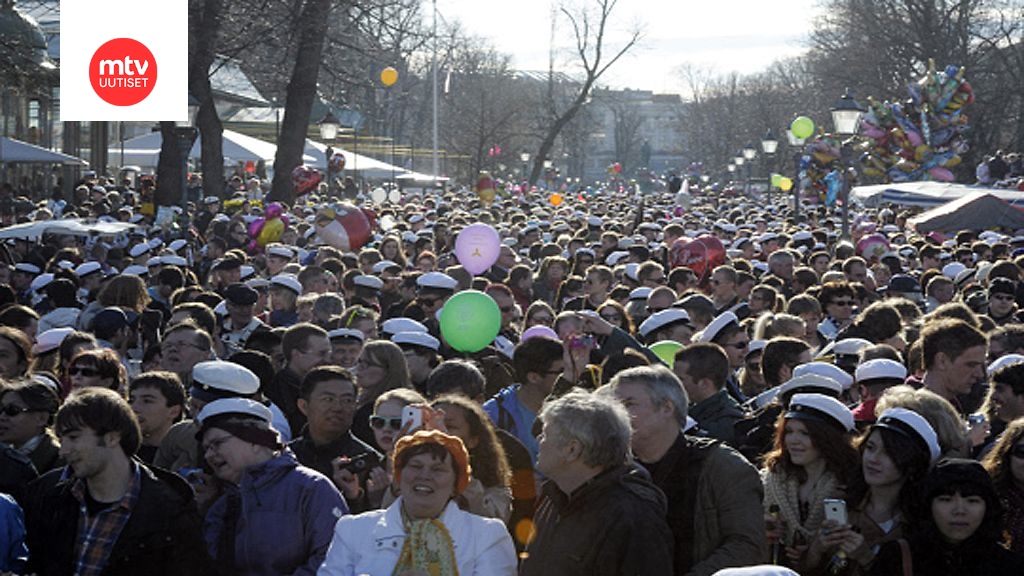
left=770, top=173, right=783, bottom=188
left=439, top=290, right=502, bottom=353
left=791, top=116, right=815, bottom=140
left=649, top=340, right=684, bottom=366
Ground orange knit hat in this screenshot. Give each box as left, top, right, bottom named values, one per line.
left=393, top=429, right=473, bottom=494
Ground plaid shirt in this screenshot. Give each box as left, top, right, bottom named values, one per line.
left=70, top=461, right=142, bottom=576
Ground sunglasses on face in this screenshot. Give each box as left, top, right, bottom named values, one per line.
left=69, top=366, right=100, bottom=377
left=369, top=415, right=403, bottom=430
left=0, top=404, right=32, bottom=417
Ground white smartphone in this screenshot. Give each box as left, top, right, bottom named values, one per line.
left=401, top=405, right=423, bottom=431
left=824, top=499, right=848, bottom=525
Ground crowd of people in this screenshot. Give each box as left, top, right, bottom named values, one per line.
left=0, top=173, right=1024, bottom=576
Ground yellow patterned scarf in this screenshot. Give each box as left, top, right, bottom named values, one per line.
left=392, top=507, right=459, bottom=576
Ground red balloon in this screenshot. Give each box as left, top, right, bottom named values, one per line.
left=670, top=235, right=725, bottom=283
left=291, top=165, right=322, bottom=196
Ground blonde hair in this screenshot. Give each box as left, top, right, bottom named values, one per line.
left=875, top=385, right=969, bottom=457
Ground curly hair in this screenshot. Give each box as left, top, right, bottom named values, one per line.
left=432, top=395, right=511, bottom=488
left=982, top=417, right=1024, bottom=494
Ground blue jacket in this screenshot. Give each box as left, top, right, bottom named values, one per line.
left=483, top=385, right=539, bottom=464
left=204, top=451, right=348, bottom=576
left=0, top=493, right=27, bottom=573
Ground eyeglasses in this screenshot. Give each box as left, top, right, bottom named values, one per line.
left=0, top=404, right=32, bottom=417
left=1011, top=444, right=1024, bottom=459
left=369, top=415, right=403, bottom=430
left=531, top=315, right=553, bottom=324
left=420, top=298, right=440, bottom=308
left=68, top=366, right=100, bottom=377
left=202, top=436, right=233, bottom=455
left=830, top=300, right=854, bottom=307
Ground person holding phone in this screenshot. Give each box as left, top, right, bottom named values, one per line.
left=809, top=408, right=941, bottom=572
left=762, top=393, right=859, bottom=572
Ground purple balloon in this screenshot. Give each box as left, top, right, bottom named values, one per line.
left=454, top=223, right=501, bottom=276
left=522, top=325, right=560, bottom=342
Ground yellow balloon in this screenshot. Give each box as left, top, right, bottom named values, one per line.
left=549, top=193, right=564, bottom=206
left=380, top=66, right=398, bottom=87
left=478, top=189, right=496, bottom=205
left=257, top=218, right=284, bottom=247
left=779, top=177, right=793, bottom=192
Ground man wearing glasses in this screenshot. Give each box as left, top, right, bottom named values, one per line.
left=562, top=265, right=612, bottom=312
left=159, top=323, right=215, bottom=386
left=290, top=366, right=382, bottom=513
left=709, top=265, right=750, bottom=320
left=409, top=272, right=458, bottom=334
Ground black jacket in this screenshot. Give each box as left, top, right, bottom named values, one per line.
left=21, top=462, right=212, bottom=576
left=520, top=463, right=674, bottom=576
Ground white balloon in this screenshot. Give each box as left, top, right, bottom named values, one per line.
left=371, top=187, right=387, bottom=204
left=388, top=188, right=401, bottom=203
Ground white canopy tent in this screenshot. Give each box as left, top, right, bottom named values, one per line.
left=0, top=218, right=138, bottom=241
left=851, top=181, right=1024, bottom=208
left=303, top=139, right=405, bottom=179
left=0, top=137, right=88, bottom=165
left=108, top=129, right=313, bottom=169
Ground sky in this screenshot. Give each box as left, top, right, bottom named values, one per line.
left=435, top=0, right=820, bottom=96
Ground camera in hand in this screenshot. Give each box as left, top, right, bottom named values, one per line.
left=339, top=452, right=381, bottom=474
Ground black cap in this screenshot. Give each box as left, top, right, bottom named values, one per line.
left=93, top=307, right=130, bottom=333
left=224, top=283, right=259, bottom=306
left=212, top=256, right=243, bottom=272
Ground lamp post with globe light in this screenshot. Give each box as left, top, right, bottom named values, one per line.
left=742, top=144, right=756, bottom=197
left=318, top=110, right=340, bottom=196
left=761, top=129, right=778, bottom=204
left=786, top=125, right=807, bottom=220
left=830, top=88, right=866, bottom=240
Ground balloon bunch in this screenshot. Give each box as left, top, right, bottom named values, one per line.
left=858, top=59, right=972, bottom=183
left=476, top=171, right=496, bottom=205
left=248, top=202, right=290, bottom=250
left=798, top=135, right=844, bottom=206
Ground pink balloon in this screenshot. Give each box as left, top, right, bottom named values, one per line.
left=454, top=223, right=501, bottom=276
left=522, top=325, right=559, bottom=342
left=928, top=166, right=955, bottom=182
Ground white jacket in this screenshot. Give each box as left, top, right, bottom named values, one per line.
left=317, top=498, right=516, bottom=576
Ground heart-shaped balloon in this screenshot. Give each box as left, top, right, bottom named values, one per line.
left=670, top=235, right=725, bottom=284
left=856, top=233, right=890, bottom=262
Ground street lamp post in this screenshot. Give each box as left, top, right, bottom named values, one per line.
left=318, top=110, right=340, bottom=196
left=830, top=88, right=866, bottom=240
left=786, top=127, right=806, bottom=220
left=520, top=152, right=530, bottom=188
left=742, top=144, right=756, bottom=197
left=380, top=67, right=399, bottom=190
left=761, top=130, right=778, bottom=205
left=175, top=93, right=200, bottom=240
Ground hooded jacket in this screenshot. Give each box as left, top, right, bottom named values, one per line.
left=203, top=451, right=347, bottom=576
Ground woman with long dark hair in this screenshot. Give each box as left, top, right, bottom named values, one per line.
left=762, top=393, right=859, bottom=572
left=982, top=417, right=1024, bottom=555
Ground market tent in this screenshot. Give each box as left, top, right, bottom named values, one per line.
left=303, top=139, right=404, bottom=179
left=0, top=218, right=139, bottom=241
left=396, top=170, right=449, bottom=183
left=908, top=192, right=1024, bottom=233
left=0, top=137, right=88, bottom=165
left=108, top=129, right=312, bottom=168
left=851, top=181, right=1024, bottom=208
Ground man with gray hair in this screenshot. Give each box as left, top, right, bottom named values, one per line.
left=520, top=389, right=673, bottom=576
left=605, top=365, right=765, bottom=576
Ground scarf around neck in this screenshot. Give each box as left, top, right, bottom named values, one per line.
left=392, top=504, right=459, bottom=576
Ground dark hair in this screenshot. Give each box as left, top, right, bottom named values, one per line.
left=0, top=304, right=39, bottom=332
left=128, top=371, right=186, bottom=422
left=0, top=379, right=60, bottom=425
left=845, top=302, right=903, bottom=343
left=600, top=349, right=650, bottom=385
left=512, top=336, right=564, bottom=383
left=675, top=342, right=729, bottom=390
left=300, top=365, right=355, bottom=401
left=158, top=267, right=185, bottom=290
left=818, top=281, right=856, bottom=309
left=56, top=387, right=141, bottom=456
left=982, top=417, right=1024, bottom=494
left=68, top=349, right=128, bottom=393
left=432, top=395, right=510, bottom=488
left=282, top=322, right=328, bottom=363
left=762, top=337, right=811, bottom=389
left=164, top=321, right=214, bottom=351
left=45, top=278, right=81, bottom=308
left=425, top=360, right=486, bottom=399
left=920, top=319, right=987, bottom=369
left=762, top=411, right=859, bottom=486
left=0, top=326, right=32, bottom=376
left=227, top=350, right=275, bottom=395
left=847, top=426, right=931, bottom=518
left=172, top=302, right=218, bottom=337
left=916, top=458, right=1004, bottom=545
left=245, top=329, right=283, bottom=354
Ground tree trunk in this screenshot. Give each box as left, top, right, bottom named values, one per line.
left=267, top=0, right=333, bottom=206
left=154, top=122, right=185, bottom=208
left=530, top=81, right=592, bottom=185
left=190, top=0, right=224, bottom=198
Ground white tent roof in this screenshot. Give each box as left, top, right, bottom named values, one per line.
left=0, top=137, right=88, bottom=165
left=303, top=139, right=404, bottom=179
left=0, top=218, right=138, bottom=241
left=108, top=129, right=313, bottom=168
left=851, top=181, right=1024, bottom=208
left=396, top=170, right=449, bottom=182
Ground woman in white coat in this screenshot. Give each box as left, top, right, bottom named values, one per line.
left=318, top=429, right=516, bottom=576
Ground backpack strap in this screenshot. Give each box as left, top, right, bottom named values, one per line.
left=897, top=538, right=912, bottom=576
